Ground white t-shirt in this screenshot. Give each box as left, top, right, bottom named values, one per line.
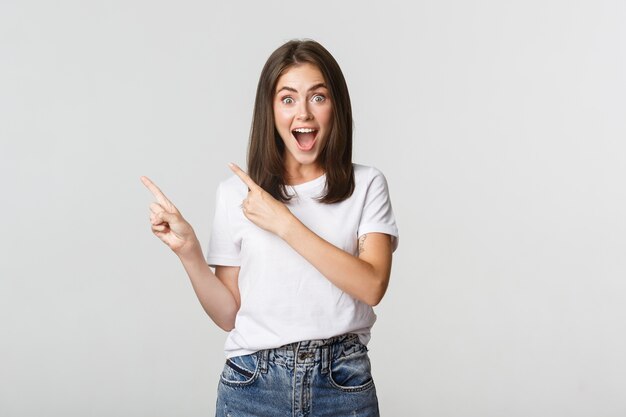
left=206, top=163, right=399, bottom=358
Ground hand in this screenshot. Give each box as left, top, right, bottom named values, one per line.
left=229, top=163, right=296, bottom=237
left=140, top=176, right=199, bottom=256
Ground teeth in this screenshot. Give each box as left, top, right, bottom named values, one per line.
left=293, top=128, right=316, bottom=133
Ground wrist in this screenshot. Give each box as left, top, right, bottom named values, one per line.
left=176, top=238, right=203, bottom=262
left=277, top=212, right=299, bottom=241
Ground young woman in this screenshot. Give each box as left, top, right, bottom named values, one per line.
left=141, top=39, right=399, bottom=417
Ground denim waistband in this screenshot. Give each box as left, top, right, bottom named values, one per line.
left=256, top=333, right=367, bottom=375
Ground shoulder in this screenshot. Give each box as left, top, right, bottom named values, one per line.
left=352, top=163, right=388, bottom=186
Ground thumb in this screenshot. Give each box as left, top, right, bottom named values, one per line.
left=158, top=211, right=178, bottom=224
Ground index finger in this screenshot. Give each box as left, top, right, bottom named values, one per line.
left=228, top=163, right=260, bottom=191
left=140, top=176, right=173, bottom=206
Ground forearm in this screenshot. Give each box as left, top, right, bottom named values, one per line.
left=176, top=242, right=238, bottom=331
left=279, top=217, right=386, bottom=306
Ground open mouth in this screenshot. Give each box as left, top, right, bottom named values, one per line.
left=291, top=128, right=318, bottom=151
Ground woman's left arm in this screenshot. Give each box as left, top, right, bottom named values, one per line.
left=230, top=163, right=393, bottom=306
left=281, top=219, right=393, bottom=306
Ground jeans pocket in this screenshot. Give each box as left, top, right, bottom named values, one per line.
left=220, top=352, right=260, bottom=387
left=328, top=346, right=375, bottom=392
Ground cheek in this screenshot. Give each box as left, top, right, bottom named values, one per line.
left=317, top=107, right=333, bottom=128
left=274, top=108, right=293, bottom=129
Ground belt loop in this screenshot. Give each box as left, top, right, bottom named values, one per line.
left=321, top=345, right=330, bottom=375
left=259, top=349, right=269, bottom=374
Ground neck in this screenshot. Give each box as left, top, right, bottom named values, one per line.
left=283, top=162, right=325, bottom=186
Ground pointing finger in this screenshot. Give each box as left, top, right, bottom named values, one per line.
left=149, top=202, right=165, bottom=214
left=140, top=176, right=175, bottom=209
left=228, top=163, right=260, bottom=192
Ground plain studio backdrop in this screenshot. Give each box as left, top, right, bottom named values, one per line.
left=1, top=0, right=625, bottom=416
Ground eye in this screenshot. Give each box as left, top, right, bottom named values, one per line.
left=281, top=96, right=294, bottom=104
left=311, top=94, right=326, bottom=103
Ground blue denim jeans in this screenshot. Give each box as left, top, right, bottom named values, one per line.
left=215, top=333, right=380, bottom=417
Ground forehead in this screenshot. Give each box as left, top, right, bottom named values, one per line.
left=275, top=63, right=326, bottom=90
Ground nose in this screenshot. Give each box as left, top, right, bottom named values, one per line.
left=296, top=101, right=313, bottom=121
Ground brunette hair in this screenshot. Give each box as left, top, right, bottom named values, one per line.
left=247, top=39, right=355, bottom=204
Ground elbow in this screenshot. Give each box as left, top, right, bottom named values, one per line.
left=365, top=293, right=384, bottom=307
left=215, top=304, right=239, bottom=332
left=359, top=258, right=391, bottom=306
left=217, top=316, right=236, bottom=332
left=365, top=298, right=381, bottom=307
left=220, top=323, right=235, bottom=332
left=363, top=278, right=388, bottom=307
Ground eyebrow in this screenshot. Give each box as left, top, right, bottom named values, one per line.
left=275, top=83, right=328, bottom=95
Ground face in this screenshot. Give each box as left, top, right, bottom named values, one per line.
left=273, top=63, right=332, bottom=173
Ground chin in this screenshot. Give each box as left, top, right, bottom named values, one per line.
left=295, top=156, right=319, bottom=166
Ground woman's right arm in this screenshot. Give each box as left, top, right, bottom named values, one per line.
left=141, top=176, right=239, bottom=332
left=177, top=243, right=240, bottom=331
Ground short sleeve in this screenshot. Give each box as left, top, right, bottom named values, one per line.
left=205, top=182, right=241, bottom=267
left=357, top=167, right=400, bottom=253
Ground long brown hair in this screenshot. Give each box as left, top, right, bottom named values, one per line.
left=247, top=39, right=355, bottom=204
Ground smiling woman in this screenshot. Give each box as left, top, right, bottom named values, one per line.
left=272, top=64, right=331, bottom=182
left=275, top=65, right=330, bottom=155
left=142, top=39, right=399, bottom=417
left=247, top=40, right=355, bottom=204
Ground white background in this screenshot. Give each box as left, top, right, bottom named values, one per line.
left=1, top=0, right=625, bottom=416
